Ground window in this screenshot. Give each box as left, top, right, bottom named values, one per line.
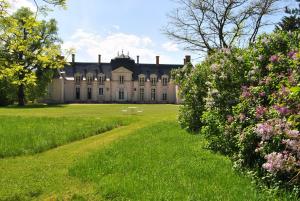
left=99, top=88, right=104, bottom=95
left=75, top=87, right=80, bottom=100
left=163, top=93, right=167, bottom=101
left=151, top=88, right=156, bottom=101
left=162, top=77, right=168, bottom=86
left=140, top=88, right=144, bottom=101
left=151, top=76, right=157, bottom=86
left=87, top=87, right=92, bottom=100
left=99, top=75, right=105, bottom=85
left=119, top=88, right=124, bottom=100
left=139, top=77, right=145, bottom=86
left=119, top=75, right=124, bottom=84
left=75, top=75, right=81, bottom=84
left=87, top=76, right=93, bottom=85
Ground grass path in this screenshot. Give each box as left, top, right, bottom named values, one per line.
left=0, top=105, right=289, bottom=200
left=0, top=105, right=177, bottom=200
left=0, top=121, right=147, bottom=200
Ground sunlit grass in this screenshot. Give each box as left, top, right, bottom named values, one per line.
left=0, top=105, right=294, bottom=200
left=0, top=115, right=131, bottom=158
left=69, top=121, right=277, bottom=201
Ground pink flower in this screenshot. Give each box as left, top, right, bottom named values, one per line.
left=239, top=113, right=246, bottom=122
left=286, top=130, right=300, bottom=138
left=256, top=123, right=273, bottom=140
left=288, top=51, right=297, bottom=60
left=259, top=91, right=266, bottom=97
left=263, top=152, right=296, bottom=173
left=227, top=115, right=234, bottom=123
left=241, top=86, right=251, bottom=98
left=262, top=152, right=284, bottom=173
left=273, top=105, right=290, bottom=116
left=258, top=55, right=264, bottom=61
left=256, top=106, right=267, bottom=118
left=280, top=86, right=290, bottom=96
left=269, top=55, right=279, bottom=63
left=266, top=77, right=272, bottom=84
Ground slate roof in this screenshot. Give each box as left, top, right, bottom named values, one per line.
left=62, top=55, right=183, bottom=80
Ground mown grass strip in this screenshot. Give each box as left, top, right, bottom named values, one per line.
left=69, top=121, right=275, bottom=201
left=0, top=116, right=133, bottom=158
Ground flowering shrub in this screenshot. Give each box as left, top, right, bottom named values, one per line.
left=172, top=62, right=210, bottom=131
left=229, top=31, right=300, bottom=190
left=174, top=30, right=300, bottom=193
left=199, top=48, right=251, bottom=155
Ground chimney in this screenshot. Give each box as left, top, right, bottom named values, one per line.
left=185, top=55, right=191, bottom=63
left=72, top=54, right=75, bottom=63
left=137, top=55, right=140, bottom=64
left=156, top=56, right=160, bottom=65
left=98, top=54, right=101, bottom=64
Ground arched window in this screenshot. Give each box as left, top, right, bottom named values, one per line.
left=162, top=75, right=169, bottom=86
left=162, top=92, right=167, bottom=101
left=138, top=74, right=145, bottom=86
left=119, top=88, right=124, bottom=100
left=151, top=88, right=156, bottom=101
left=119, top=75, right=124, bottom=84
left=140, top=88, right=144, bottom=101
left=87, top=73, right=93, bottom=85
left=87, top=87, right=92, bottom=99
left=150, top=74, right=157, bottom=86
left=75, top=74, right=81, bottom=84
left=75, top=87, right=80, bottom=99
left=98, top=74, right=105, bottom=85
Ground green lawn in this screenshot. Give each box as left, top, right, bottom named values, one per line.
left=0, top=104, right=293, bottom=200
left=0, top=116, right=130, bottom=158
left=70, top=121, right=272, bottom=201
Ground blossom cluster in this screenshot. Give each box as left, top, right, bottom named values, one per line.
left=262, top=152, right=296, bottom=173
left=229, top=31, right=300, bottom=190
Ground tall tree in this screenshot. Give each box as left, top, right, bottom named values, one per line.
left=0, top=0, right=67, bottom=17
left=285, top=0, right=300, bottom=15
left=276, top=15, right=300, bottom=31
left=163, top=0, right=281, bottom=54
left=276, top=0, right=300, bottom=32
left=0, top=7, right=66, bottom=105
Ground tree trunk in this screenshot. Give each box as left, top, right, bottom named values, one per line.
left=18, top=83, right=25, bottom=106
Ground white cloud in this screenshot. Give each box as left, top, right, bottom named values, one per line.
left=63, top=29, right=176, bottom=64
left=162, top=41, right=179, bottom=52
left=112, top=25, right=120, bottom=30
left=8, top=0, right=36, bottom=12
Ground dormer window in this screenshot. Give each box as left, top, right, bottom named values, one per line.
left=119, top=75, right=124, bottom=84
left=150, top=75, right=157, bottom=86
left=139, top=75, right=145, bottom=86
left=99, top=74, right=105, bottom=85
left=75, top=75, right=81, bottom=84
left=162, top=76, right=168, bottom=86
left=87, top=75, right=93, bottom=85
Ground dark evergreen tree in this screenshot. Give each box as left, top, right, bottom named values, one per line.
left=276, top=15, right=300, bottom=31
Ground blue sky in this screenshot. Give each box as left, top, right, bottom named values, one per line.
left=9, top=0, right=297, bottom=64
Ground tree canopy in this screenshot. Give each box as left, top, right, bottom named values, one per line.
left=0, top=7, right=66, bottom=105
left=164, top=0, right=281, bottom=54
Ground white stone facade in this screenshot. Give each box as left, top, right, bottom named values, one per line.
left=46, top=54, right=187, bottom=104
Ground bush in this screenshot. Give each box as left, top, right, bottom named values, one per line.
left=172, top=63, right=210, bottom=131
left=229, top=31, right=300, bottom=190
left=0, top=79, right=16, bottom=106
left=175, top=30, right=300, bottom=193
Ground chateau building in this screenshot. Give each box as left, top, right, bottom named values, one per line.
left=46, top=52, right=190, bottom=104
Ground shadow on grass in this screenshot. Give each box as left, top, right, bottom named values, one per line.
left=1, top=104, right=66, bottom=109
